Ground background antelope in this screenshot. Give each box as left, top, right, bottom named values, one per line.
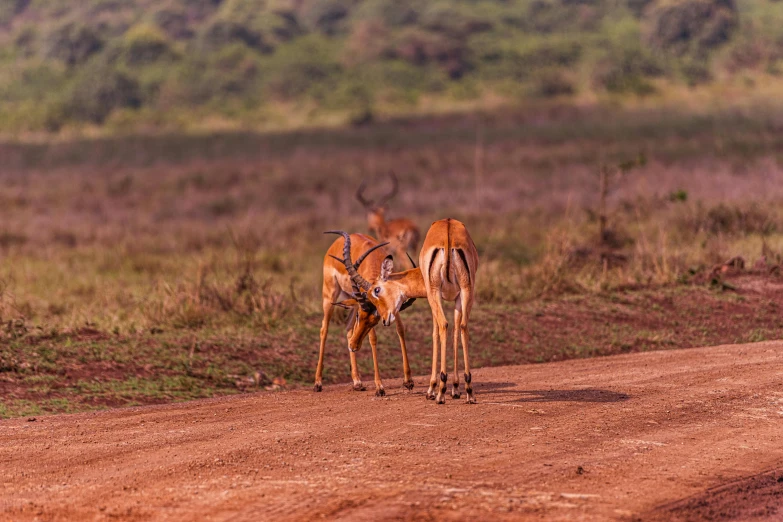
left=315, top=231, right=416, bottom=396
left=356, top=172, right=420, bottom=267
left=363, top=218, right=479, bottom=404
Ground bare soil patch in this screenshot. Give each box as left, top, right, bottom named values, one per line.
left=2, top=340, right=782, bottom=520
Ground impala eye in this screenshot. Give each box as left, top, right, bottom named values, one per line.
left=373, top=287, right=381, bottom=296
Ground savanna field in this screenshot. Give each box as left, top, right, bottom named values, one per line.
left=3, top=104, right=783, bottom=418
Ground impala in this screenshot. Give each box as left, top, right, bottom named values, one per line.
left=315, top=231, right=416, bottom=396
left=356, top=172, right=420, bottom=267
left=364, top=218, right=479, bottom=404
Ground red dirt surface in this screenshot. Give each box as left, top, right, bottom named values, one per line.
left=2, top=341, right=783, bottom=521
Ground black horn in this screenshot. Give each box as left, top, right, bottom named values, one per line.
left=355, top=180, right=372, bottom=208
left=324, top=231, right=388, bottom=295
left=377, top=171, right=399, bottom=207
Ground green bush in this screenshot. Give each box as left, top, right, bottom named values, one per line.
left=198, top=18, right=270, bottom=52
left=644, top=0, right=738, bottom=57
left=44, top=22, right=104, bottom=66
left=65, top=62, right=141, bottom=123
left=152, top=6, right=193, bottom=39
left=352, top=0, right=419, bottom=27
left=123, top=24, right=172, bottom=65
left=529, top=69, right=576, bottom=97
left=262, top=36, right=342, bottom=99
left=298, top=0, right=352, bottom=35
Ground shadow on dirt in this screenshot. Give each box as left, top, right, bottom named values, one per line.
left=646, top=468, right=783, bottom=521
left=478, top=383, right=629, bottom=403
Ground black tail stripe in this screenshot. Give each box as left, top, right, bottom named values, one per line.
left=445, top=220, right=451, bottom=283
left=456, top=248, right=471, bottom=283
left=427, top=249, right=438, bottom=282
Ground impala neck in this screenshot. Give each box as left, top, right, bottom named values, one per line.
left=395, top=267, right=427, bottom=299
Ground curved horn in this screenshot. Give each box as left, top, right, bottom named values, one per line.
left=377, top=171, right=399, bottom=206
left=406, top=252, right=417, bottom=269
left=355, top=241, right=390, bottom=269
left=399, top=298, right=416, bottom=312
left=324, top=231, right=372, bottom=291
left=355, top=180, right=372, bottom=208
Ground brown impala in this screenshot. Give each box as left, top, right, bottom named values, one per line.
left=325, top=219, right=479, bottom=404
left=315, top=231, right=416, bottom=396
left=356, top=172, right=420, bottom=267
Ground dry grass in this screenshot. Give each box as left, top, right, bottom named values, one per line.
left=3, top=105, right=783, bottom=416
left=2, top=106, right=783, bottom=332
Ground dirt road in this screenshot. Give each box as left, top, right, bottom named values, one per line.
left=2, top=341, right=783, bottom=521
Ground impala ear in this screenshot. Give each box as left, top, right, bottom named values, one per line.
left=381, top=255, right=394, bottom=281
left=332, top=298, right=358, bottom=309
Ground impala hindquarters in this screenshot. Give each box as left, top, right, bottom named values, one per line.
left=365, top=218, right=479, bottom=404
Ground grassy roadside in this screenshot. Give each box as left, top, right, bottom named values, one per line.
left=3, top=273, right=782, bottom=418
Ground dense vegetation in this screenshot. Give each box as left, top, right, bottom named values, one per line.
left=1, top=0, right=782, bottom=134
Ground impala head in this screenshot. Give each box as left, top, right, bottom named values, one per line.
left=333, top=298, right=381, bottom=351
left=366, top=254, right=417, bottom=327
left=356, top=171, right=398, bottom=228
left=325, top=231, right=415, bottom=341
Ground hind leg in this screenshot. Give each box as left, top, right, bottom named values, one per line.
left=459, top=288, right=476, bottom=404
left=452, top=303, right=462, bottom=399
left=426, top=312, right=440, bottom=400
left=429, top=295, right=449, bottom=405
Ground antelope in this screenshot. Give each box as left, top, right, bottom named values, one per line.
left=363, top=218, right=479, bottom=404
left=356, top=172, right=420, bottom=267
left=315, top=231, right=416, bottom=396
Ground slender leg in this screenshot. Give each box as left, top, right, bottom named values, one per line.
left=430, top=297, right=449, bottom=405
left=369, top=328, right=385, bottom=396
left=314, top=299, right=334, bottom=392
left=452, top=302, right=462, bottom=399
left=349, top=349, right=365, bottom=391
left=395, top=315, right=414, bottom=390
left=460, top=288, right=475, bottom=404
left=427, top=312, right=439, bottom=400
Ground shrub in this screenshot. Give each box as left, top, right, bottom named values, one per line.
left=262, top=36, right=341, bottom=99
left=152, top=6, right=193, bottom=39
left=13, top=25, right=37, bottom=57
left=390, top=28, right=469, bottom=78
left=644, top=0, right=738, bottom=57
left=352, top=0, right=419, bottom=27
left=592, top=43, right=663, bottom=94
left=65, top=62, right=141, bottom=123
left=43, top=22, right=104, bottom=66
left=198, top=18, right=270, bottom=53
left=298, top=0, right=352, bottom=35
left=0, top=0, right=29, bottom=26
left=529, top=69, right=576, bottom=98
left=123, top=24, right=172, bottom=65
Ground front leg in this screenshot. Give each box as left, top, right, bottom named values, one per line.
left=349, top=350, right=365, bottom=391
left=368, top=328, right=385, bottom=397
left=395, top=314, right=414, bottom=390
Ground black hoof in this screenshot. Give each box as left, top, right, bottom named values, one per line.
left=452, top=393, right=461, bottom=399
left=375, top=388, right=386, bottom=397
left=314, top=383, right=323, bottom=392
left=403, top=380, right=414, bottom=391
left=353, top=383, right=366, bottom=392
